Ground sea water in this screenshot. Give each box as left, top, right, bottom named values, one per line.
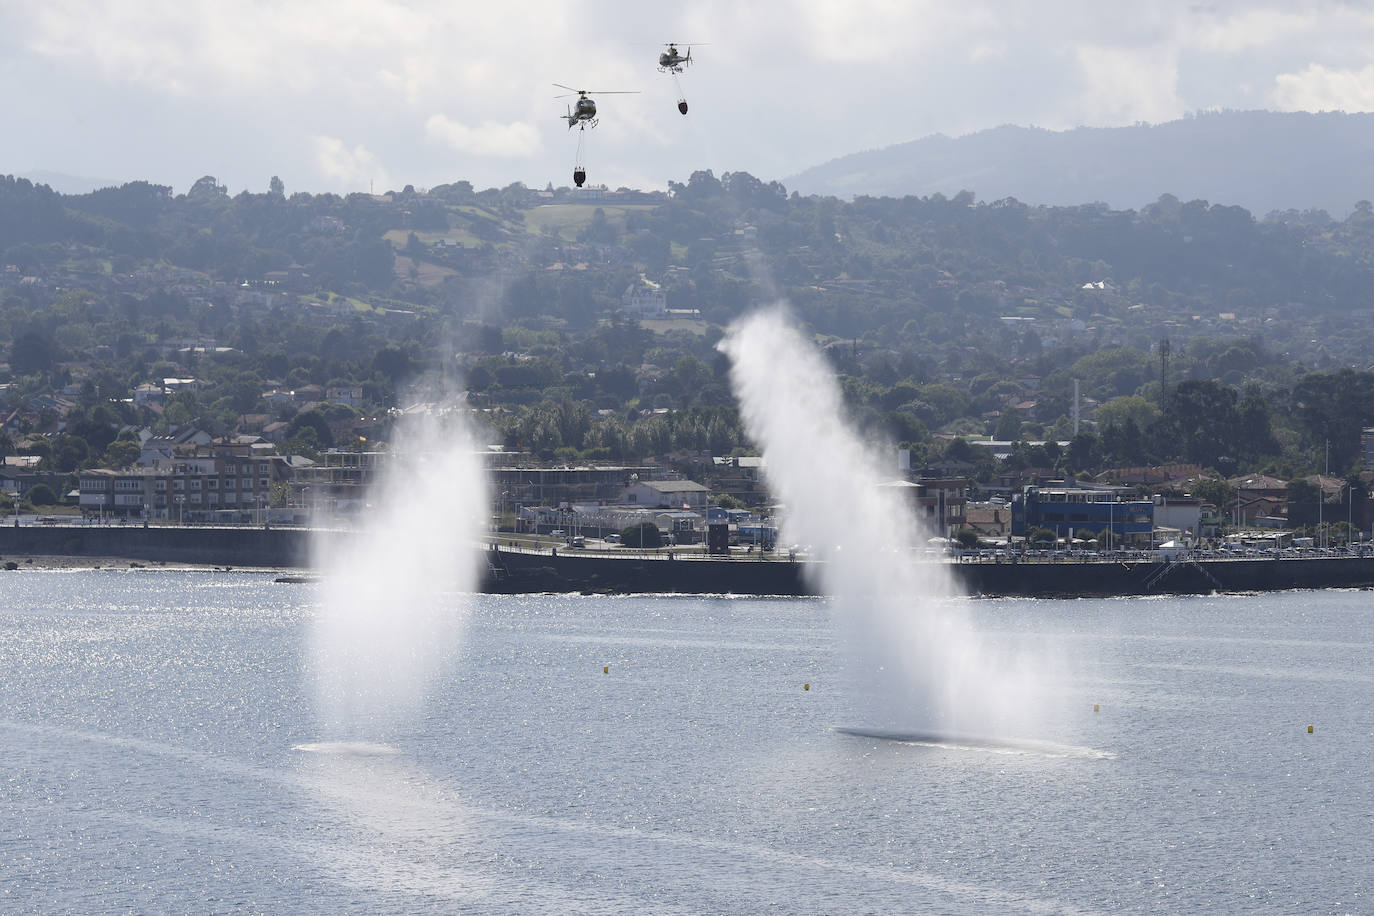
left=1, top=570, right=1370, bottom=913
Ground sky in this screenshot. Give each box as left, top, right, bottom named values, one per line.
left=6, top=0, right=1374, bottom=197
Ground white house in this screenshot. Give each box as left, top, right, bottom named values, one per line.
left=621, top=278, right=667, bottom=318
left=622, top=479, right=709, bottom=509
left=137, top=428, right=213, bottom=466
left=133, top=383, right=164, bottom=406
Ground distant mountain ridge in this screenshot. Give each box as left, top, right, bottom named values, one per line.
left=787, top=110, right=1374, bottom=216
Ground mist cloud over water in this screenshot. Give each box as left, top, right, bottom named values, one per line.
left=720, top=308, right=1045, bottom=737
left=308, top=405, right=490, bottom=739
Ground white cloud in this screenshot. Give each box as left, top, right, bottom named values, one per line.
left=14, top=0, right=569, bottom=109
left=793, top=0, right=999, bottom=63
left=313, top=136, right=391, bottom=193
left=1272, top=63, right=1374, bottom=112
left=1184, top=8, right=1319, bottom=55
left=1068, top=44, right=1184, bottom=125
left=13, top=0, right=1374, bottom=193
left=425, top=115, right=541, bottom=158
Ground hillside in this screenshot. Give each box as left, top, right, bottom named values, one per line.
left=6, top=168, right=1374, bottom=483
left=787, top=110, right=1374, bottom=215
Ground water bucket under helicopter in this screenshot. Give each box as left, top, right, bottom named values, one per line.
left=678, top=99, right=688, bottom=114
left=573, top=168, right=586, bottom=188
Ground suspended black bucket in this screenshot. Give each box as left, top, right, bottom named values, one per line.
left=678, top=100, right=688, bottom=115
left=573, top=168, right=586, bottom=188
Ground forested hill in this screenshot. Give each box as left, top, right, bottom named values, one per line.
left=787, top=110, right=1374, bottom=215
left=6, top=168, right=1374, bottom=481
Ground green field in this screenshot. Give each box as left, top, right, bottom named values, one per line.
left=640, top=316, right=710, bottom=335
left=523, top=204, right=658, bottom=241
left=382, top=228, right=482, bottom=249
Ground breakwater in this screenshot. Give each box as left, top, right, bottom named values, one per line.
left=0, top=523, right=313, bottom=568
left=488, top=543, right=1374, bottom=597
left=4, top=525, right=1374, bottom=597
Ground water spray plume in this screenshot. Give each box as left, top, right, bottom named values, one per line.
left=720, top=308, right=1046, bottom=739
left=308, top=401, right=490, bottom=739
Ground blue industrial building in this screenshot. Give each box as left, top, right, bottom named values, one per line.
left=1011, top=487, right=1154, bottom=543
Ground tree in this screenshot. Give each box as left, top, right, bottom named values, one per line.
left=269, top=175, right=285, bottom=198
left=289, top=409, right=335, bottom=449
left=26, top=483, right=57, bottom=506
left=104, top=436, right=142, bottom=468
left=1286, top=478, right=1319, bottom=508
left=1159, top=379, right=1242, bottom=467
left=1190, top=477, right=1235, bottom=510
left=993, top=411, right=1022, bottom=441
left=188, top=175, right=227, bottom=199
left=10, top=330, right=57, bottom=375
left=1290, top=370, right=1374, bottom=471
left=620, top=521, right=663, bottom=548
left=1095, top=396, right=1161, bottom=435
left=953, top=528, right=981, bottom=548
left=48, top=434, right=91, bottom=472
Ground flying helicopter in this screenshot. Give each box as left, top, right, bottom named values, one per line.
left=657, top=43, right=696, bottom=74
left=553, top=84, right=638, bottom=187
left=553, top=84, right=637, bottom=130
left=657, top=43, right=703, bottom=114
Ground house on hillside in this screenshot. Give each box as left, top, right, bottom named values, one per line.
left=964, top=503, right=1010, bottom=540
left=621, top=278, right=667, bottom=318
left=711, top=455, right=766, bottom=505
left=326, top=385, right=365, bottom=406
left=879, top=477, right=969, bottom=539
left=1225, top=474, right=1288, bottom=525
left=138, top=428, right=212, bottom=466
left=133, top=383, right=164, bottom=407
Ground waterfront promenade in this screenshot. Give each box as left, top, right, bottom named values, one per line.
left=3, top=522, right=1374, bottom=597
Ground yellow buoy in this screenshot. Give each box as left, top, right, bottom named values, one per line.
left=1308, top=724, right=1314, bottom=734
left=803, top=683, right=810, bottom=691
left=603, top=666, right=609, bottom=674
left=1093, top=704, right=1100, bottom=713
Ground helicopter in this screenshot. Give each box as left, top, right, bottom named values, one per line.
left=657, top=44, right=703, bottom=114
left=657, top=43, right=699, bottom=74
left=553, top=84, right=637, bottom=130
left=553, top=84, right=638, bottom=187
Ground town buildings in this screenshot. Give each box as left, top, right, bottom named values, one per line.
left=79, top=454, right=293, bottom=522
left=1011, top=486, right=1155, bottom=543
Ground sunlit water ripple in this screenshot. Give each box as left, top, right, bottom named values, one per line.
left=0, top=570, right=1369, bottom=913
